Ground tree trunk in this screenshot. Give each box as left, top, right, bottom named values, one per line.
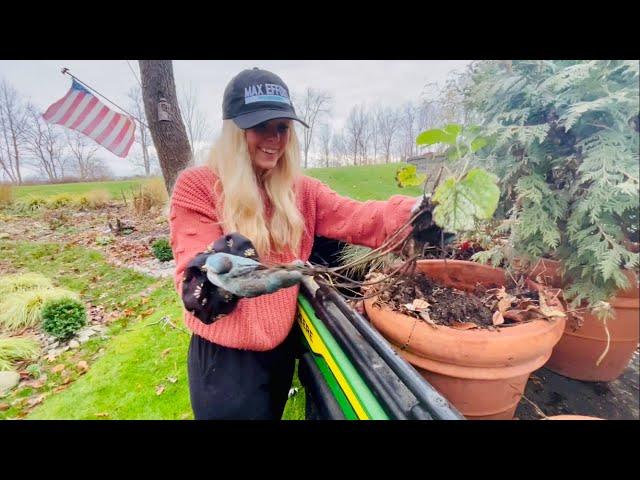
left=139, top=60, right=192, bottom=194
left=11, top=132, right=21, bottom=185
left=142, top=142, right=150, bottom=176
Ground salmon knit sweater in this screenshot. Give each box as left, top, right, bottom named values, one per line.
left=169, top=165, right=415, bottom=351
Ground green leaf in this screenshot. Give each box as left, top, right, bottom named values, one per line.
left=395, top=165, right=427, bottom=188
left=432, top=169, right=500, bottom=232
left=470, top=137, right=487, bottom=152
left=446, top=136, right=487, bottom=161
left=416, top=124, right=462, bottom=147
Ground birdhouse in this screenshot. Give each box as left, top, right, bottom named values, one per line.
left=158, top=97, right=171, bottom=122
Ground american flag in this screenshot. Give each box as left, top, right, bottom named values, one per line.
left=43, top=79, right=136, bottom=158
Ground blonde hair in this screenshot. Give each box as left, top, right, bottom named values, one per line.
left=206, top=119, right=305, bottom=256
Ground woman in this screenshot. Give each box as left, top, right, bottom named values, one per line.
left=169, top=67, right=425, bottom=420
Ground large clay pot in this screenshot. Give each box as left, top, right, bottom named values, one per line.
left=525, top=259, right=640, bottom=382
left=364, top=260, right=566, bottom=420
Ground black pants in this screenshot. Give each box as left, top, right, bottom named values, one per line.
left=187, top=327, right=301, bottom=420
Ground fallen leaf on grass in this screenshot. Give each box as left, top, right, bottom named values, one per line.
left=161, top=348, right=172, bottom=358
left=25, top=378, right=47, bottom=389
left=156, top=384, right=165, bottom=395
left=95, top=412, right=109, bottom=417
left=0, top=403, right=10, bottom=411
left=166, top=376, right=178, bottom=384
left=77, top=361, right=89, bottom=372
left=51, top=364, right=66, bottom=374
left=26, top=394, right=45, bottom=408
left=105, top=312, right=121, bottom=323
left=53, top=385, right=69, bottom=394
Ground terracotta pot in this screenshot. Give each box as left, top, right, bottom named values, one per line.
left=524, top=257, right=565, bottom=288
left=523, top=259, right=640, bottom=381
left=528, top=258, right=638, bottom=299
left=544, top=415, right=603, bottom=420
left=364, top=260, right=566, bottom=420
left=545, top=295, right=639, bottom=381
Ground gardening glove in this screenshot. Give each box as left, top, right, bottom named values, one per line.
left=410, top=195, right=456, bottom=246
left=181, top=233, right=262, bottom=324
left=204, top=253, right=304, bottom=298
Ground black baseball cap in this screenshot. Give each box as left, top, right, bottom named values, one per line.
left=222, top=67, right=309, bottom=129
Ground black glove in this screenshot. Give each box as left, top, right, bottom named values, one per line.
left=181, top=233, right=261, bottom=324
left=411, top=195, right=455, bottom=247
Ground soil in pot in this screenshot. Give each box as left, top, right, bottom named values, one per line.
left=372, top=271, right=561, bottom=331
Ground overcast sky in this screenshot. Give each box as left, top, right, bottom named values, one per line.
left=0, top=60, right=471, bottom=177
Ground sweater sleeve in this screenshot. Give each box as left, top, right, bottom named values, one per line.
left=310, top=177, right=416, bottom=250
left=169, top=168, right=222, bottom=294
left=169, top=168, right=242, bottom=324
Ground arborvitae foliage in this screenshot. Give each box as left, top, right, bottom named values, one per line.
left=466, top=60, right=639, bottom=308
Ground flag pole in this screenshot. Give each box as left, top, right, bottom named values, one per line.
left=60, top=67, right=150, bottom=130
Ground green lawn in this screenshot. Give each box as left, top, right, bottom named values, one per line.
left=14, top=179, right=146, bottom=200
left=305, top=163, right=423, bottom=200
left=28, top=278, right=194, bottom=420
left=0, top=241, right=306, bottom=420
left=13, top=163, right=422, bottom=201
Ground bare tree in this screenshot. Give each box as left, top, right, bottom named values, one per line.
left=317, top=122, right=332, bottom=168
left=445, top=77, right=467, bottom=124
left=179, top=82, right=212, bottom=162
left=86, top=157, right=114, bottom=180
left=23, top=105, right=68, bottom=181
left=295, top=88, right=332, bottom=168
left=127, top=86, right=155, bottom=176
left=0, top=79, right=28, bottom=184
left=398, top=102, right=418, bottom=160
left=331, top=132, right=347, bottom=167
left=66, top=131, right=101, bottom=180
left=377, top=106, right=401, bottom=164
left=139, top=61, right=192, bottom=194
left=369, top=106, right=383, bottom=164
left=360, top=109, right=378, bottom=165
left=344, top=104, right=368, bottom=165
left=419, top=74, right=473, bottom=131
